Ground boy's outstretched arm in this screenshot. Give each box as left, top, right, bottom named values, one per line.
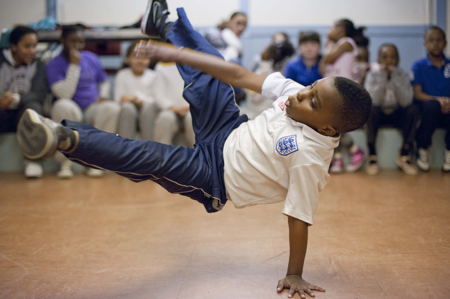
left=277, top=216, right=325, bottom=298
left=135, top=41, right=267, bottom=93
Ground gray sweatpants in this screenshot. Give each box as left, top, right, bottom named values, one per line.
left=117, top=102, right=159, bottom=140
left=154, top=110, right=195, bottom=147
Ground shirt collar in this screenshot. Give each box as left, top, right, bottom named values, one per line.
left=286, top=115, right=339, bottom=148
left=2, top=49, right=34, bottom=67
left=2, top=49, right=16, bottom=65
left=425, top=54, right=449, bottom=66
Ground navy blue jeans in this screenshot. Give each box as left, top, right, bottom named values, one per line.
left=366, top=105, right=420, bottom=156
left=415, top=100, right=450, bottom=150
left=63, top=8, right=248, bottom=212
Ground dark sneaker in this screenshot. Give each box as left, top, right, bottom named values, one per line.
left=17, top=109, right=72, bottom=160
left=141, top=0, right=171, bottom=38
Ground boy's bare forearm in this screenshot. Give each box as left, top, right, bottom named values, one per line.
left=286, top=215, right=308, bottom=276
left=136, top=41, right=266, bottom=93
left=174, top=47, right=266, bottom=93
left=413, top=84, right=434, bottom=101
left=277, top=216, right=325, bottom=297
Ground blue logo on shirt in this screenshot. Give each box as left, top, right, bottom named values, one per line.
left=276, top=135, right=299, bottom=156
left=444, top=63, right=450, bottom=78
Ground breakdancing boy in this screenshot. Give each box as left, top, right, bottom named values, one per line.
left=17, top=1, right=371, bottom=297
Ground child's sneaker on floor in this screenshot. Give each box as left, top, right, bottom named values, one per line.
left=330, top=155, right=344, bottom=174
left=141, top=0, right=171, bottom=38
left=86, top=168, right=104, bottom=178
left=24, top=161, right=43, bottom=178
left=346, top=146, right=365, bottom=172
left=417, top=148, right=430, bottom=172
left=365, top=155, right=379, bottom=175
left=396, top=155, right=418, bottom=175
left=57, top=159, right=74, bottom=179
left=442, top=150, right=450, bottom=173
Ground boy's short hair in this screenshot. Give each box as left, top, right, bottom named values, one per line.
left=298, top=31, right=321, bottom=45
left=425, top=25, right=446, bottom=41
left=9, top=25, right=37, bottom=45
left=334, top=77, right=372, bottom=133
left=61, top=25, right=83, bottom=40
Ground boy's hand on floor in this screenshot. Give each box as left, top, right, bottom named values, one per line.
left=134, top=40, right=180, bottom=63
left=277, top=275, right=325, bottom=298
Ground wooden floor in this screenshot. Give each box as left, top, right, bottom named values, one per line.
left=0, top=171, right=449, bottom=299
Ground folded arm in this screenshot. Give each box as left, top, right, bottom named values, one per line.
left=319, top=40, right=353, bottom=75
left=50, top=64, right=81, bottom=99
left=135, top=41, right=266, bottom=93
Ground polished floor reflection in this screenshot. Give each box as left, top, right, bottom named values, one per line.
left=0, top=171, right=449, bottom=299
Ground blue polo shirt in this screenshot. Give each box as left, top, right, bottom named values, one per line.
left=284, top=55, right=322, bottom=86
left=411, top=55, right=450, bottom=98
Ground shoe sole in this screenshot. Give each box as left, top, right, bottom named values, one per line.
left=17, top=109, right=57, bottom=160
left=140, top=0, right=152, bottom=34
left=346, top=162, right=364, bottom=172
left=416, top=160, right=430, bottom=172
left=365, top=166, right=379, bottom=175
left=57, top=172, right=74, bottom=179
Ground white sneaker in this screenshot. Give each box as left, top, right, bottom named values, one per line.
left=24, top=161, right=43, bottom=178
left=396, top=155, right=418, bottom=175
left=86, top=168, right=104, bottom=177
left=417, top=148, right=430, bottom=172
left=57, top=160, right=74, bottom=179
left=442, top=150, right=450, bottom=173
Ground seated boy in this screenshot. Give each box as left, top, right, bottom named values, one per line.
left=17, top=1, right=372, bottom=298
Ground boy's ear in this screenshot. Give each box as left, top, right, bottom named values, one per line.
left=318, top=125, right=338, bottom=137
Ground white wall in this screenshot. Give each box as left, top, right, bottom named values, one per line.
left=0, top=0, right=443, bottom=29
left=58, top=0, right=240, bottom=27
left=52, top=0, right=436, bottom=27
left=0, top=0, right=448, bottom=56
left=249, top=0, right=431, bottom=26
left=0, top=0, right=46, bottom=30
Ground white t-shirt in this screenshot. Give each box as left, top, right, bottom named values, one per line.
left=223, top=72, right=339, bottom=224
left=114, top=68, right=157, bottom=103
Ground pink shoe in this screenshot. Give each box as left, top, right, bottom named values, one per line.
left=330, top=156, right=345, bottom=174
left=347, top=147, right=365, bottom=172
